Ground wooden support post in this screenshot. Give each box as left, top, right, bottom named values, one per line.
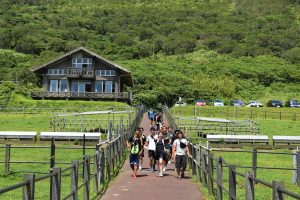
left=216, top=157, right=223, bottom=200
left=207, top=151, right=214, bottom=196
left=228, top=165, right=237, bottom=200
left=4, top=144, right=11, bottom=176
left=252, top=148, right=257, bottom=182
left=50, top=168, right=61, bottom=200
left=100, top=148, right=105, bottom=184
left=297, top=151, right=300, bottom=186
left=201, top=148, right=207, bottom=187
left=245, top=171, right=255, bottom=200
left=109, top=121, right=113, bottom=142
left=196, top=146, right=201, bottom=182
left=71, top=161, right=78, bottom=200
left=22, top=174, right=35, bottom=200
left=272, top=181, right=284, bottom=200
left=50, top=138, right=55, bottom=169
left=84, top=156, right=90, bottom=200
left=94, top=153, right=99, bottom=193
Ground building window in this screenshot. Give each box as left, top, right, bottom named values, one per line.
left=72, top=58, right=92, bottom=68
left=49, top=80, right=68, bottom=92
left=95, top=70, right=116, bottom=76
left=59, top=80, right=68, bottom=92
left=95, top=80, right=115, bottom=93
left=50, top=80, right=58, bottom=92
left=71, top=80, right=91, bottom=92
left=48, top=69, right=67, bottom=75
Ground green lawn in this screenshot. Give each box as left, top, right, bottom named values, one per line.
left=171, top=106, right=300, bottom=199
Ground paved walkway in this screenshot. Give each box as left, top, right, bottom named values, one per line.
left=100, top=113, right=203, bottom=200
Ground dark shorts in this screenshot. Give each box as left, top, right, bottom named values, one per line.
left=175, top=155, right=187, bottom=170
left=130, top=154, right=140, bottom=166
left=155, top=151, right=166, bottom=161
left=148, top=150, right=155, bottom=158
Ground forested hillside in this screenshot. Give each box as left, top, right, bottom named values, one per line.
left=1, top=0, right=300, bottom=107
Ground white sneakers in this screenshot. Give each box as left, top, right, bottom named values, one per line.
left=139, top=165, right=142, bottom=170
left=158, top=172, right=163, bottom=177
left=163, top=167, right=166, bottom=172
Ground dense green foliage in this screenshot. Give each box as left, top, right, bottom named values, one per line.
left=1, top=0, right=300, bottom=107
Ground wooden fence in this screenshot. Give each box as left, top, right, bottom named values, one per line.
left=188, top=144, right=300, bottom=199
left=0, top=106, right=145, bottom=199
left=164, top=105, right=300, bottom=199
left=173, top=106, right=300, bottom=121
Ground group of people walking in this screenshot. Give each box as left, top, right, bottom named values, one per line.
left=127, top=111, right=189, bottom=179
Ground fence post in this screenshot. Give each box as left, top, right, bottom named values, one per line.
left=228, top=165, right=236, bottom=200
left=279, top=112, right=282, bottom=120
left=100, top=148, right=105, bottom=184
left=296, top=151, right=300, bottom=186
left=82, top=134, right=86, bottom=179
left=105, top=147, right=111, bottom=182
left=51, top=168, right=61, bottom=200
left=272, top=181, right=284, bottom=200
left=84, top=155, right=90, bottom=200
left=201, top=148, right=207, bottom=187
left=50, top=138, right=55, bottom=169
left=94, top=153, right=99, bottom=193
left=196, top=146, right=201, bottom=182
left=4, top=144, right=11, bottom=176
left=216, top=157, right=223, bottom=200
left=252, top=148, right=257, bottom=182
left=71, top=161, right=78, bottom=200
left=207, top=151, right=214, bottom=196
left=22, top=174, right=35, bottom=200
left=245, top=171, right=255, bottom=200
left=109, top=121, right=113, bottom=142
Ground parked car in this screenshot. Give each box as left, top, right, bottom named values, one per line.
left=285, top=100, right=300, bottom=108
left=175, top=101, right=187, bottom=107
left=246, top=101, right=263, bottom=107
left=230, top=100, right=244, bottom=107
left=267, top=100, right=283, bottom=107
left=213, top=99, right=224, bottom=106
left=195, top=99, right=207, bottom=106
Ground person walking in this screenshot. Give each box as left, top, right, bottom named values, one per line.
left=162, top=126, right=171, bottom=171
left=127, top=128, right=143, bottom=179
left=172, top=130, right=190, bottom=179
left=155, top=132, right=165, bottom=177
left=139, top=127, right=146, bottom=170
left=145, top=127, right=157, bottom=172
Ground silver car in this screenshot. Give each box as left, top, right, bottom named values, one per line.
left=247, top=101, right=263, bottom=107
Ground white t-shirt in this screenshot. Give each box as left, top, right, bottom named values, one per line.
left=146, top=134, right=158, bottom=151
left=173, top=138, right=188, bottom=155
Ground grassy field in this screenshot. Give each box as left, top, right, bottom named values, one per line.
left=171, top=105, right=300, bottom=199
left=0, top=144, right=97, bottom=199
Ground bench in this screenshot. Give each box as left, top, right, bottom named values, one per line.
left=273, top=136, right=300, bottom=145
left=207, top=134, right=269, bottom=144
left=40, top=132, right=101, bottom=141
left=0, top=131, right=37, bottom=140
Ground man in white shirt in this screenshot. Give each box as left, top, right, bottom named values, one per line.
left=172, top=130, right=190, bottom=179
left=145, top=127, right=158, bottom=172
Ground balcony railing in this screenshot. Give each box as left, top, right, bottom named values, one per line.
left=67, top=68, right=94, bottom=78
left=31, top=91, right=130, bottom=100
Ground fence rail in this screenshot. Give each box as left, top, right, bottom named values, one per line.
left=165, top=105, right=300, bottom=199
left=188, top=144, right=300, bottom=200
left=0, top=106, right=145, bottom=199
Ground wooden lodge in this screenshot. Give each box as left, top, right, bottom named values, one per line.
left=31, top=47, right=133, bottom=103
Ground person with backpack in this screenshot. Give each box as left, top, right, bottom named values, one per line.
left=127, top=127, right=143, bottom=179
left=172, top=130, right=190, bottom=180
left=139, top=127, right=147, bottom=170
left=161, top=126, right=171, bottom=171
left=145, top=127, right=157, bottom=172
left=156, top=112, right=163, bottom=130
left=155, top=132, right=166, bottom=177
